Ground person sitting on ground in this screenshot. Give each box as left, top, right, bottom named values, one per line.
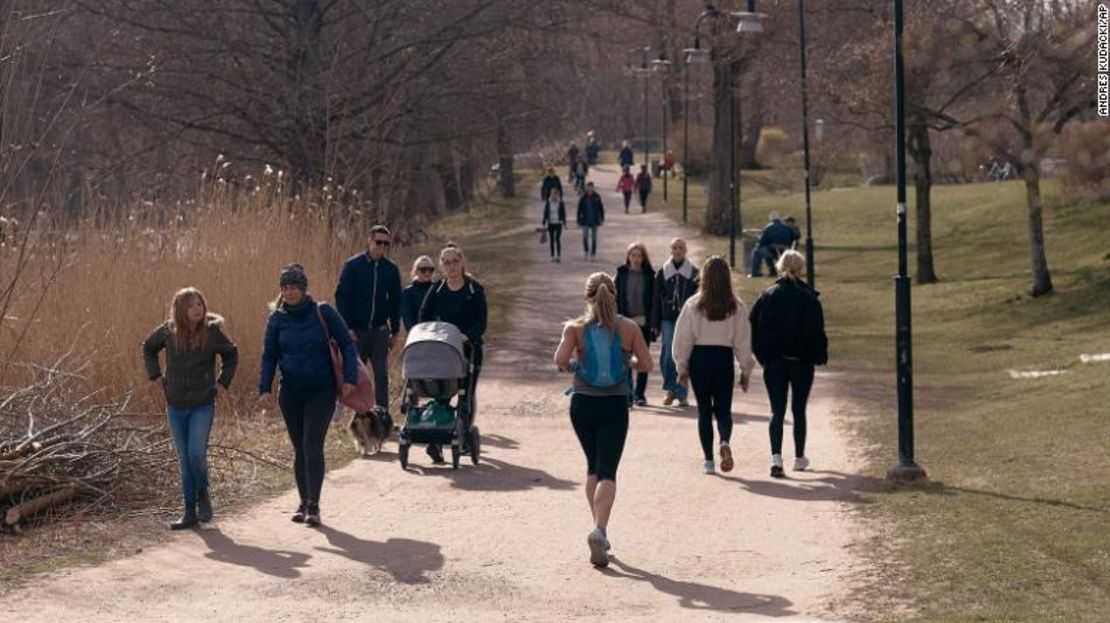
left=554, top=272, right=652, bottom=568
left=401, top=256, right=436, bottom=333
left=651, top=238, right=699, bottom=407
left=749, top=250, right=827, bottom=478
left=576, top=181, right=605, bottom=261
left=616, top=166, right=635, bottom=214
left=672, top=256, right=755, bottom=475
left=635, top=164, right=652, bottom=212
left=616, top=242, right=656, bottom=406
left=618, top=140, right=634, bottom=170
left=749, top=212, right=797, bottom=278
left=540, top=167, right=564, bottom=202
left=418, top=245, right=488, bottom=464
left=543, top=188, right=567, bottom=263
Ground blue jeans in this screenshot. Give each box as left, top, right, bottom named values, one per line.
left=167, top=404, right=214, bottom=508
left=659, top=320, right=688, bottom=400
left=750, top=245, right=778, bottom=277
left=581, top=225, right=598, bottom=257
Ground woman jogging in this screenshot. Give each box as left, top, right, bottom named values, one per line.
left=401, top=256, right=436, bottom=332
left=258, top=264, right=359, bottom=527
left=418, top=245, right=488, bottom=464
left=554, top=273, right=651, bottom=567
left=615, top=242, right=655, bottom=406
left=616, top=166, right=635, bottom=214
left=749, top=250, right=828, bottom=478
left=542, top=188, right=567, bottom=263
left=142, top=288, right=239, bottom=530
left=672, top=256, right=754, bottom=475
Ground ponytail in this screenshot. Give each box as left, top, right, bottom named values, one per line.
left=580, top=272, right=618, bottom=334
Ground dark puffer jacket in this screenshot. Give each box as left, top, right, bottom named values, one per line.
left=616, top=264, right=655, bottom=341
left=142, top=314, right=239, bottom=410
left=749, top=277, right=828, bottom=366
left=401, top=280, right=434, bottom=333
left=258, top=297, right=358, bottom=395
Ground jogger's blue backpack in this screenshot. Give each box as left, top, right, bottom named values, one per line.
left=577, top=320, right=628, bottom=388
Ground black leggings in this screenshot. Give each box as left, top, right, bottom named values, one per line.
left=626, top=324, right=651, bottom=401
left=638, top=189, right=650, bottom=209
left=570, top=394, right=629, bottom=482
left=622, top=191, right=632, bottom=212
left=547, top=224, right=562, bottom=258
left=279, top=387, right=336, bottom=504
left=689, top=346, right=735, bottom=461
left=764, top=359, right=815, bottom=457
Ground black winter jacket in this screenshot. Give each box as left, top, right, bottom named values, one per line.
left=335, top=252, right=402, bottom=334
left=143, top=314, right=239, bottom=410
left=401, top=280, right=433, bottom=333
left=616, top=264, right=656, bottom=341
left=542, top=198, right=567, bottom=226
left=540, top=174, right=563, bottom=201
left=749, top=277, right=828, bottom=366
left=651, top=259, right=699, bottom=328
left=577, top=192, right=605, bottom=227
left=418, top=277, right=488, bottom=347
left=619, top=147, right=634, bottom=168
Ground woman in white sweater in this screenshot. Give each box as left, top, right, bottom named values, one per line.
left=672, top=256, right=755, bottom=474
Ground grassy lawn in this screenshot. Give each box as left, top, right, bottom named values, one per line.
left=661, top=170, right=1110, bottom=621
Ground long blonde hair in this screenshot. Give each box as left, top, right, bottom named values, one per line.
left=440, top=244, right=474, bottom=279
left=170, top=287, right=208, bottom=351
left=576, top=272, right=618, bottom=334
left=776, top=250, right=806, bottom=281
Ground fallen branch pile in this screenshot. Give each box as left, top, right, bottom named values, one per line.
left=1, top=362, right=174, bottom=534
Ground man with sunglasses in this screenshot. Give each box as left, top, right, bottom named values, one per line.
left=336, top=224, right=403, bottom=415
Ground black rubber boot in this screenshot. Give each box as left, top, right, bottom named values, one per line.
left=197, top=489, right=213, bottom=523
left=169, top=504, right=197, bottom=531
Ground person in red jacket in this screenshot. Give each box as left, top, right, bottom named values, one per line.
left=616, top=166, right=635, bottom=214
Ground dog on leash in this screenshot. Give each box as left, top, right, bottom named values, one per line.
left=348, top=407, right=392, bottom=456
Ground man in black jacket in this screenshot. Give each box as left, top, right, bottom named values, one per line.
left=619, top=140, right=634, bottom=169
left=576, top=182, right=604, bottom=261
left=651, top=238, right=699, bottom=406
left=540, top=167, right=563, bottom=201
left=336, top=224, right=402, bottom=414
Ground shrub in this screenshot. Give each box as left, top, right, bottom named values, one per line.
left=1060, top=121, right=1110, bottom=201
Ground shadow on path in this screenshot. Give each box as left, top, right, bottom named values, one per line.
left=601, top=557, right=796, bottom=616
left=410, top=456, right=576, bottom=492
left=316, top=525, right=444, bottom=584
left=198, top=528, right=311, bottom=579
left=717, top=471, right=875, bottom=504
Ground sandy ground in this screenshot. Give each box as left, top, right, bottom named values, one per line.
left=4, top=165, right=868, bottom=622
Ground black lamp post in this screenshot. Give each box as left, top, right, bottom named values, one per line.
left=888, top=0, right=926, bottom=483
left=652, top=53, right=672, bottom=204
left=682, top=7, right=722, bottom=226
left=641, top=47, right=650, bottom=170
left=798, top=0, right=816, bottom=287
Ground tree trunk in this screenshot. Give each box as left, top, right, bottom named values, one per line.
left=289, top=0, right=326, bottom=187
left=739, top=74, right=763, bottom=170
left=705, top=59, right=737, bottom=236
left=908, top=112, right=938, bottom=284
left=1016, top=85, right=1053, bottom=296
left=459, top=151, right=475, bottom=210
left=497, top=123, right=514, bottom=199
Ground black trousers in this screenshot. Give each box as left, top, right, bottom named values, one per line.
left=279, top=387, right=336, bottom=505
left=638, top=189, right=650, bottom=210
left=622, top=191, right=632, bottom=212
left=763, top=359, right=815, bottom=457
left=626, top=324, right=651, bottom=402
left=356, top=326, right=391, bottom=410
left=547, top=224, right=563, bottom=258
left=689, top=346, right=735, bottom=461
left=570, top=394, right=629, bottom=482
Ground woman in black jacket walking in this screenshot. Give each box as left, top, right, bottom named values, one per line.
left=615, top=242, right=655, bottom=406
left=749, top=250, right=828, bottom=478
left=142, top=288, right=239, bottom=530
left=418, top=245, right=488, bottom=463
left=401, top=256, right=436, bottom=332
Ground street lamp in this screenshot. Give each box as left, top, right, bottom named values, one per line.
left=641, top=47, right=650, bottom=170
left=652, top=53, right=672, bottom=204
left=798, top=0, right=817, bottom=288
left=681, top=7, right=719, bottom=226
left=888, top=0, right=926, bottom=483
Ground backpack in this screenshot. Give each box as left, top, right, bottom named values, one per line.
left=577, top=321, right=628, bottom=387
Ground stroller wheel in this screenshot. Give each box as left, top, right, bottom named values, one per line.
left=398, top=442, right=410, bottom=470
left=451, top=444, right=461, bottom=470
left=469, top=425, right=480, bottom=465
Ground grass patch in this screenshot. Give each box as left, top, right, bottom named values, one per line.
left=664, top=170, right=1110, bottom=621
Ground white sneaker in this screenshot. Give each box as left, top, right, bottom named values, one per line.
left=587, top=529, right=609, bottom=567
left=770, top=453, right=785, bottom=478
left=703, top=460, right=715, bottom=475
left=772, top=454, right=784, bottom=468
left=793, top=456, right=810, bottom=471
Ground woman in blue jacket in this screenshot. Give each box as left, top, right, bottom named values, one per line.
left=258, top=264, right=358, bottom=527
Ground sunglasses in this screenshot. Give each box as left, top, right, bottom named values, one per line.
left=417, top=267, right=435, bottom=273
left=373, top=239, right=391, bottom=247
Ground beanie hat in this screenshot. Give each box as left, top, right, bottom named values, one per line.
left=279, top=263, right=308, bottom=290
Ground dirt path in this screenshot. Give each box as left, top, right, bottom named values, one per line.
left=5, top=165, right=867, bottom=622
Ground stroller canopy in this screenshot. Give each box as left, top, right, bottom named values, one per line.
left=403, top=321, right=467, bottom=380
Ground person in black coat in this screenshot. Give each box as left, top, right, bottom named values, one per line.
left=418, top=245, right=488, bottom=463
left=618, top=140, right=634, bottom=169
left=401, top=256, right=436, bottom=332
left=576, top=182, right=605, bottom=261
left=542, top=188, right=567, bottom=263
left=540, top=167, right=563, bottom=201
left=749, top=250, right=828, bottom=478
left=615, top=241, right=656, bottom=406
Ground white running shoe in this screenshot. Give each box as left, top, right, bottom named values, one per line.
left=770, top=453, right=785, bottom=479
left=703, top=460, right=715, bottom=475
left=794, top=456, right=810, bottom=471
left=587, top=529, right=609, bottom=567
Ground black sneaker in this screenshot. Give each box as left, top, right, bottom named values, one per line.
left=770, top=465, right=786, bottom=479
left=169, top=506, right=197, bottom=531
left=305, top=504, right=321, bottom=527
left=426, top=444, right=445, bottom=464
left=291, top=502, right=308, bottom=523
left=197, top=489, right=213, bottom=523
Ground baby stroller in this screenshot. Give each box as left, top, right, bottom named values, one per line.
left=398, top=321, right=480, bottom=470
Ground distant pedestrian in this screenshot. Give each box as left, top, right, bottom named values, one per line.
left=568, top=141, right=580, bottom=178
left=554, top=272, right=652, bottom=567
left=573, top=156, right=589, bottom=195
left=576, top=182, right=605, bottom=261
left=635, top=164, right=652, bottom=212
left=616, top=166, right=635, bottom=214
left=618, top=140, right=634, bottom=169
left=749, top=250, right=828, bottom=478
left=142, top=288, right=239, bottom=530
left=401, top=256, right=436, bottom=332
left=543, top=188, right=567, bottom=263
left=540, top=167, right=564, bottom=202
left=615, top=242, right=655, bottom=406
left=671, top=256, right=754, bottom=475
left=651, top=238, right=698, bottom=407
left=586, top=131, right=600, bottom=166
